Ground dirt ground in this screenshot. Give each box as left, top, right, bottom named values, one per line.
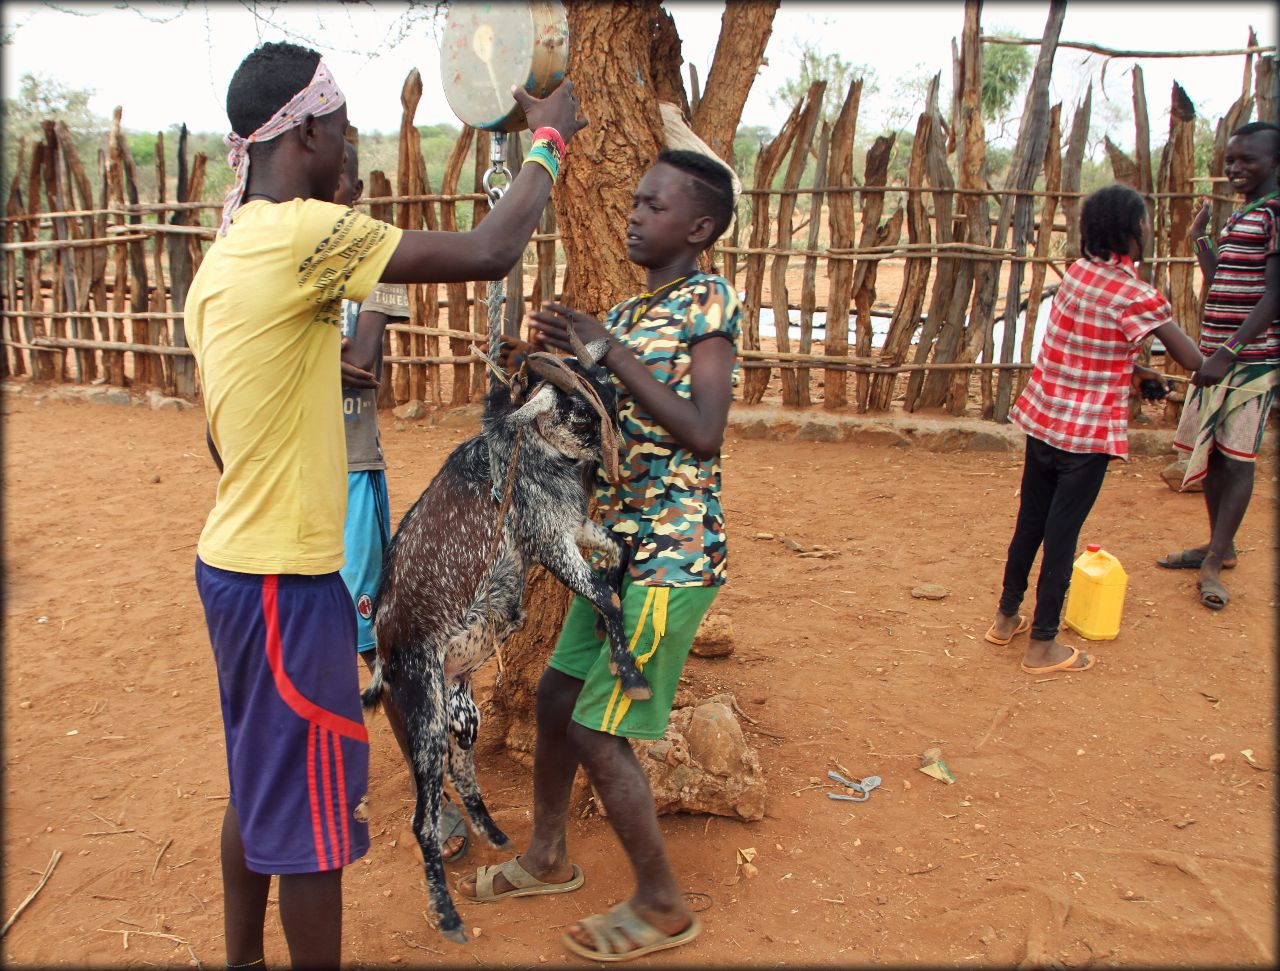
left=2, top=383, right=1275, bottom=969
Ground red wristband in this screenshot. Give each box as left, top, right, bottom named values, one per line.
left=532, top=126, right=566, bottom=157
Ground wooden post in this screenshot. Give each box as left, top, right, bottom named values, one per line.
left=503, top=132, right=526, bottom=339
left=395, top=69, right=424, bottom=406
left=992, top=0, right=1066, bottom=422
left=439, top=126, right=475, bottom=406
left=741, top=96, right=807, bottom=404
left=871, top=99, right=934, bottom=412
left=1162, top=83, right=1199, bottom=422
left=105, top=108, right=130, bottom=387
left=3, top=143, right=25, bottom=377
left=770, top=80, right=825, bottom=406
left=117, top=121, right=152, bottom=387
left=40, top=122, right=70, bottom=383
left=151, top=131, right=173, bottom=393
left=1016, top=103, right=1062, bottom=401
left=167, top=125, right=198, bottom=397
left=470, top=130, right=491, bottom=402
left=851, top=134, right=897, bottom=410
left=905, top=74, right=957, bottom=413
left=1060, top=86, right=1092, bottom=262
left=797, top=122, right=829, bottom=407
left=56, top=121, right=100, bottom=384
left=822, top=79, right=862, bottom=411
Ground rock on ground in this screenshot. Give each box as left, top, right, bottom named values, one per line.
left=691, top=612, right=735, bottom=658
left=592, top=694, right=765, bottom=821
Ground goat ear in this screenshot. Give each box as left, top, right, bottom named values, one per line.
left=509, top=384, right=555, bottom=424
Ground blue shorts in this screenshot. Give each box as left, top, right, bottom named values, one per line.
left=196, top=558, right=371, bottom=874
left=340, top=470, right=391, bottom=654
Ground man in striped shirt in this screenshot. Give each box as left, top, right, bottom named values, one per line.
left=1163, top=121, right=1280, bottom=610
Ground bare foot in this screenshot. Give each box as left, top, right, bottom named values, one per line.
left=456, top=853, right=576, bottom=900
left=1021, top=637, right=1090, bottom=671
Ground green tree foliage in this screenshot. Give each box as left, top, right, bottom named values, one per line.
left=771, top=42, right=878, bottom=130
left=981, top=41, right=1032, bottom=123
left=2, top=72, right=107, bottom=204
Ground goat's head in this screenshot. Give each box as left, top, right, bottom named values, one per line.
left=511, top=329, right=620, bottom=481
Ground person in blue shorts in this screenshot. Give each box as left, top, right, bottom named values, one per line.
left=190, top=41, right=584, bottom=968
left=333, top=140, right=468, bottom=863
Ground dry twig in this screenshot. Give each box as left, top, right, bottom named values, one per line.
left=2, top=850, right=62, bottom=936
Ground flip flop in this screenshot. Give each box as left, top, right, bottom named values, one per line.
left=440, top=799, right=470, bottom=864
left=562, top=901, right=701, bottom=963
left=984, top=615, right=1030, bottom=646
left=465, top=857, right=584, bottom=903
left=1020, top=646, right=1095, bottom=675
left=1157, top=548, right=1237, bottom=570
left=1199, top=575, right=1230, bottom=610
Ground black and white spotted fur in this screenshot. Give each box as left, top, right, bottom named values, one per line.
left=363, top=339, right=647, bottom=943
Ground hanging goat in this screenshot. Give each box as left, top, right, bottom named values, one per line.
left=363, top=327, right=650, bottom=943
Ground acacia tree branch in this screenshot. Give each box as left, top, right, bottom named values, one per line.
left=981, top=35, right=1275, bottom=59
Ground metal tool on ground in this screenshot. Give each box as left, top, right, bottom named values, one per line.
left=826, top=770, right=882, bottom=802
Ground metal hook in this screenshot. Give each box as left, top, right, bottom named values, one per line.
left=483, top=132, right=511, bottom=206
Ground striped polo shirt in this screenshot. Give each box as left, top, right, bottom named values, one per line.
left=1201, top=198, right=1280, bottom=364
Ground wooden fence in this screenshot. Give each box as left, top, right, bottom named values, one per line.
left=3, top=20, right=1277, bottom=422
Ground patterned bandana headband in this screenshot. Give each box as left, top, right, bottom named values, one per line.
left=219, top=59, right=346, bottom=235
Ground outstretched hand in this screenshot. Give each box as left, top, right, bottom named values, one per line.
left=527, top=301, right=613, bottom=358
left=511, top=81, right=587, bottom=146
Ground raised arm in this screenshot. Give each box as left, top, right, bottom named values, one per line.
left=1189, top=199, right=1218, bottom=284
left=379, top=84, right=586, bottom=285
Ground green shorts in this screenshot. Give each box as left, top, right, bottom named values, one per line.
left=548, top=579, right=720, bottom=740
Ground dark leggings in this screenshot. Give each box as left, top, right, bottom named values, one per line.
left=998, top=436, right=1111, bottom=641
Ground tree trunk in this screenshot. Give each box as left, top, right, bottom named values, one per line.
left=491, top=0, right=776, bottom=759
left=691, top=0, right=780, bottom=163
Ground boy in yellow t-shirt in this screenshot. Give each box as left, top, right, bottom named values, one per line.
left=188, top=41, right=584, bottom=969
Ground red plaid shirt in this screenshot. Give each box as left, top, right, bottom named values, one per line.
left=1011, top=255, right=1170, bottom=458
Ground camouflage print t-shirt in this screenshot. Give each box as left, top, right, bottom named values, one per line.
left=595, top=273, right=743, bottom=587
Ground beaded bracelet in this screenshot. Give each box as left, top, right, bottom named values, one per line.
left=1192, top=235, right=1216, bottom=258
left=532, top=126, right=566, bottom=158
left=525, top=139, right=561, bottom=183
left=1221, top=335, right=1246, bottom=357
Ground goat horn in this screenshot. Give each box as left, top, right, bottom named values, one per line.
left=525, top=354, right=577, bottom=395
left=567, top=322, right=595, bottom=367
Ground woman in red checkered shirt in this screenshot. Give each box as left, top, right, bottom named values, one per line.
left=986, top=185, right=1204, bottom=674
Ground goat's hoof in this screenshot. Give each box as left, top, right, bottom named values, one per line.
left=623, top=684, right=653, bottom=701
left=607, top=661, right=619, bottom=677
left=441, top=924, right=468, bottom=945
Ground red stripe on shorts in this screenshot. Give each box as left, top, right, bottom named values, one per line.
left=318, top=728, right=337, bottom=868
left=332, top=733, right=351, bottom=865
left=261, top=576, right=369, bottom=742
left=306, top=723, right=330, bottom=869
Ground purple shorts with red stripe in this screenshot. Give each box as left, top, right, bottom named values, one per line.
left=196, top=558, right=370, bottom=874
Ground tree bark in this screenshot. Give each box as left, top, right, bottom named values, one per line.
left=491, top=0, right=776, bottom=759
left=691, top=0, right=779, bottom=163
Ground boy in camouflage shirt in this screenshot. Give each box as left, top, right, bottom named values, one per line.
left=460, top=149, right=741, bottom=963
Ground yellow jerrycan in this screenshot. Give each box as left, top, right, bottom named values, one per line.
left=1063, top=544, right=1127, bottom=640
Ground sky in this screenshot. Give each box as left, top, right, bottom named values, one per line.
left=2, top=0, right=1277, bottom=147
